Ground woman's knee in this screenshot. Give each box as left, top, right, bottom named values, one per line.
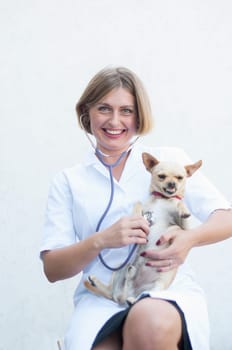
left=122, top=298, right=182, bottom=349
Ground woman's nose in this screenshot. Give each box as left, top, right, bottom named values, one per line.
left=109, top=110, right=121, bottom=124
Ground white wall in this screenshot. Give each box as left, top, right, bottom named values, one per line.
left=1, top=1, right=232, bottom=349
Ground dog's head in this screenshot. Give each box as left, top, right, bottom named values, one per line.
left=142, top=152, right=202, bottom=198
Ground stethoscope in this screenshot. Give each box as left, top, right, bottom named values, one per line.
left=80, top=115, right=138, bottom=271
left=95, top=146, right=138, bottom=271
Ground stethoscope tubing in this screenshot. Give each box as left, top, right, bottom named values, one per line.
left=95, top=148, right=137, bottom=271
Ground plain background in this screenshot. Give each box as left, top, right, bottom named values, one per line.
left=1, top=1, right=232, bottom=349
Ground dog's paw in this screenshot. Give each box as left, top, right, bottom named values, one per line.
left=133, top=201, right=143, bottom=215
left=126, top=297, right=136, bottom=305
left=87, top=275, right=97, bottom=287
left=181, top=212, right=191, bottom=219
left=127, top=264, right=136, bottom=278
left=84, top=276, right=99, bottom=292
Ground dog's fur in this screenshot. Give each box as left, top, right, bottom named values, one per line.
left=84, top=152, right=202, bottom=305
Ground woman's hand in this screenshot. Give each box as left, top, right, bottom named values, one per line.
left=139, top=209, right=232, bottom=272
left=140, top=228, right=194, bottom=272
left=97, top=215, right=150, bottom=249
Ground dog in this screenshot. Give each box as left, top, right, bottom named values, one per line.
left=84, top=152, right=202, bottom=305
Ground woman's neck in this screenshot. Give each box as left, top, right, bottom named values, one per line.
left=96, top=149, right=131, bottom=181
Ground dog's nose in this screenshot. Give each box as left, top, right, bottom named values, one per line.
left=167, top=182, right=176, bottom=189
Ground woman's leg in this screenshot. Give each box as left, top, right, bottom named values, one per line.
left=92, top=329, right=122, bottom=350
left=122, top=298, right=182, bottom=350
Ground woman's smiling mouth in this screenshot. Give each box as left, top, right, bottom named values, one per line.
left=102, top=128, right=126, bottom=135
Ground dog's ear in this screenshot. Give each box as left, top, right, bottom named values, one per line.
left=185, top=160, right=202, bottom=177
left=142, top=153, right=159, bottom=172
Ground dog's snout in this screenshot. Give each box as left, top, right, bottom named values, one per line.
left=167, top=181, right=176, bottom=189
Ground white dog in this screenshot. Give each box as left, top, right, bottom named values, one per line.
left=84, top=152, right=202, bottom=305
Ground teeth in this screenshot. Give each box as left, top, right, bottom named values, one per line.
left=105, top=129, right=123, bottom=135
left=164, top=189, right=176, bottom=195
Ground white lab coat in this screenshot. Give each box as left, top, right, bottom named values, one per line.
left=40, top=143, right=231, bottom=350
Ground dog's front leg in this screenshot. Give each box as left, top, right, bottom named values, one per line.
left=133, top=201, right=143, bottom=215
left=177, top=201, right=191, bottom=219
left=175, top=202, right=191, bottom=229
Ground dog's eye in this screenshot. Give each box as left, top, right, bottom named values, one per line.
left=158, top=174, right=166, bottom=180
left=176, top=176, right=183, bottom=181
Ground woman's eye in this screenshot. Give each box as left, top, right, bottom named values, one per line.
left=121, top=108, right=133, bottom=115
left=98, top=106, right=110, bottom=112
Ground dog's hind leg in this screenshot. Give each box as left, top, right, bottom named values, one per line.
left=84, top=275, right=113, bottom=300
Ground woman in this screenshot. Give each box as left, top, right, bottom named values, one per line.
left=40, top=66, right=232, bottom=350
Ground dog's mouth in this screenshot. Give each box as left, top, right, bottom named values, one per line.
left=163, top=188, right=177, bottom=195
left=163, top=183, right=177, bottom=196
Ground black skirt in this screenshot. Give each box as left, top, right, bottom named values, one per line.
left=92, top=297, right=192, bottom=349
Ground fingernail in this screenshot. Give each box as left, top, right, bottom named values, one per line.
left=145, top=262, right=151, bottom=267
left=156, top=239, right=161, bottom=246
left=140, top=252, right=146, bottom=257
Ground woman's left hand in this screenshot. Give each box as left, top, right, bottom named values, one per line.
left=141, top=228, right=194, bottom=272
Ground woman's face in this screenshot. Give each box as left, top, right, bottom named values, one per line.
left=88, top=87, right=137, bottom=156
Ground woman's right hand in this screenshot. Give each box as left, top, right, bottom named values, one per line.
left=96, top=215, right=150, bottom=249
left=42, top=215, right=149, bottom=282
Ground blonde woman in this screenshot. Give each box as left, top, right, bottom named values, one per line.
left=40, top=67, right=232, bottom=350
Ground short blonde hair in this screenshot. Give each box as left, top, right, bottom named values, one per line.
left=76, top=66, right=153, bottom=135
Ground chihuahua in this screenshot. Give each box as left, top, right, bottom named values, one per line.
left=84, top=152, right=202, bottom=305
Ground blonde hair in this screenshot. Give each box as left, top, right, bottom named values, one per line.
left=76, top=66, right=154, bottom=135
